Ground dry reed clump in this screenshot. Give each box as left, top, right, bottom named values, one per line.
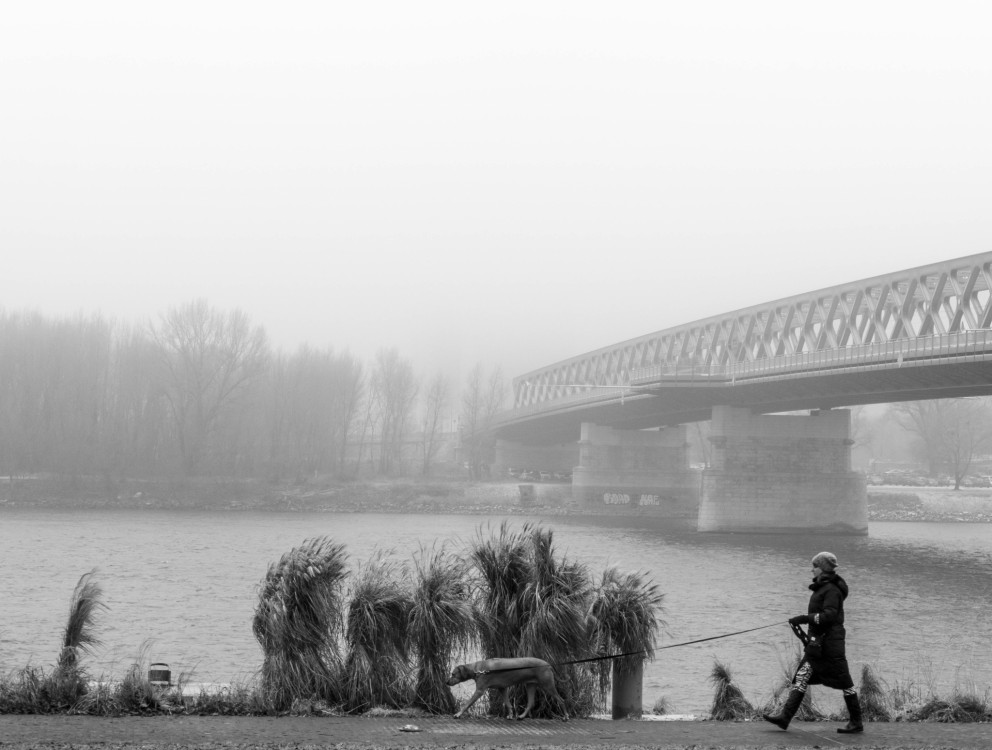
left=342, top=552, right=412, bottom=713
left=469, top=523, right=590, bottom=719
left=466, top=522, right=665, bottom=720
left=708, top=661, right=755, bottom=721
left=252, top=536, right=349, bottom=711
left=587, top=566, right=665, bottom=711
left=0, top=570, right=107, bottom=714
left=907, top=692, right=990, bottom=722
left=408, top=544, right=475, bottom=714
left=651, top=695, right=670, bottom=715
left=858, top=663, right=892, bottom=722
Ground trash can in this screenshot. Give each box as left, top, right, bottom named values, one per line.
left=518, top=484, right=535, bottom=506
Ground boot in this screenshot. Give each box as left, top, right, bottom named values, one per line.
left=837, top=692, right=864, bottom=734
left=762, top=688, right=805, bottom=730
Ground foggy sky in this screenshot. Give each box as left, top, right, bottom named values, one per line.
left=3, top=2, right=991, bottom=381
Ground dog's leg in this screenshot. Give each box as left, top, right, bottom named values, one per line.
left=454, top=688, right=485, bottom=719
left=501, top=688, right=514, bottom=718
left=551, top=685, right=569, bottom=721
left=518, top=684, right=536, bottom=719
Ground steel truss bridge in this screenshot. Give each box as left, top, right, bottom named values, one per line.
left=498, top=252, right=992, bottom=443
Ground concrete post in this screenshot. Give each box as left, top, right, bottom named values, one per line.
left=611, top=658, right=643, bottom=719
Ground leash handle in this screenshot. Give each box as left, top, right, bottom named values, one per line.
left=789, top=621, right=809, bottom=645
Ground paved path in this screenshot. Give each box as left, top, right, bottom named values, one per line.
left=0, top=715, right=989, bottom=749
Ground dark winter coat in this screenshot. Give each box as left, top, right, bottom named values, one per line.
left=804, top=571, right=854, bottom=690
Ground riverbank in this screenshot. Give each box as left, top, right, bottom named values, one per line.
left=3, top=475, right=992, bottom=522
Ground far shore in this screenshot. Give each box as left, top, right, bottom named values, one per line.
left=2, top=474, right=991, bottom=523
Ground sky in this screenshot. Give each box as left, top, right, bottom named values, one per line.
left=2, top=1, right=991, bottom=383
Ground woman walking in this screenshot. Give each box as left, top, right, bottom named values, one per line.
left=763, top=551, right=863, bottom=734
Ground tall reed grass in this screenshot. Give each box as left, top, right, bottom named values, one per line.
left=342, top=552, right=412, bottom=712
left=465, top=522, right=663, bottom=718
left=252, top=536, right=348, bottom=710
left=588, top=567, right=665, bottom=699
left=408, top=545, right=475, bottom=714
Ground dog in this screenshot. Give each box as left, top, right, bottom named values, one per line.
left=446, top=657, right=565, bottom=720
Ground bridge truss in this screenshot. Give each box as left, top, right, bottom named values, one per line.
left=512, top=252, right=992, bottom=417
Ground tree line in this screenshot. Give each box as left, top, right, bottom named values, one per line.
left=0, top=301, right=506, bottom=483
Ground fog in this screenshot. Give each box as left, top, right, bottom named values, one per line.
left=3, top=2, right=991, bottom=381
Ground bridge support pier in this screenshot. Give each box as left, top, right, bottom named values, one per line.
left=571, top=423, right=699, bottom=516
left=698, top=406, right=867, bottom=534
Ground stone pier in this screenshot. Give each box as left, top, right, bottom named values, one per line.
left=698, top=406, right=867, bottom=534
left=571, top=423, right=698, bottom=517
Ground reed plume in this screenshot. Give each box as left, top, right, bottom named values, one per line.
left=56, top=569, right=106, bottom=672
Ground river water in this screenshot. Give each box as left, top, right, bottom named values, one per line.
left=2, top=509, right=990, bottom=715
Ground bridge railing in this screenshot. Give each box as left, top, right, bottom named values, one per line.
left=501, top=329, right=992, bottom=423
left=629, top=329, right=992, bottom=386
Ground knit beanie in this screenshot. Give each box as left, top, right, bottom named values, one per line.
left=811, top=551, right=838, bottom=571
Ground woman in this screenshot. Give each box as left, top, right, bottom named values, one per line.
left=762, top=551, right=863, bottom=734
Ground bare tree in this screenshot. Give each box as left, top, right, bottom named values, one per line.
left=262, top=346, right=364, bottom=480
left=369, top=348, right=419, bottom=475
left=891, top=398, right=992, bottom=489
left=420, top=372, right=449, bottom=476
left=460, top=363, right=506, bottom=479
left=151, top=300, right=270, bottom=476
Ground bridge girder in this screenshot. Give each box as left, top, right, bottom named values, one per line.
left=499, top=252, right=992, bottom=443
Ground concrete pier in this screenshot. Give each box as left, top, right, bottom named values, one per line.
left=571, top=423, right=698, bottom=517
left=698, top=406, right=867, bottom=534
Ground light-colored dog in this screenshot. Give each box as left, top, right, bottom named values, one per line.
left=446, top=657, right=565, bottom=719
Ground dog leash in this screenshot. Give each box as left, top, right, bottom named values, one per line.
left=475, top=620, right=786, bottom=674
left=561, top=620, right=786, bottom=667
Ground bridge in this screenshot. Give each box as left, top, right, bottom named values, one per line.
left=494, top=252, right=992, bottom=535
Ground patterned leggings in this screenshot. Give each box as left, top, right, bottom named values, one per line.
left=792, top=661, right=857, bottom=696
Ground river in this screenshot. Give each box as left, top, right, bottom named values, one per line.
left=2, top=508, right=990, bottom=715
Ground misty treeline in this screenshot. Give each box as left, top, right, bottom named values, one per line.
left=0, top=301, right=506, bottom=483
left=854, top=397, right=992, bottom=489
